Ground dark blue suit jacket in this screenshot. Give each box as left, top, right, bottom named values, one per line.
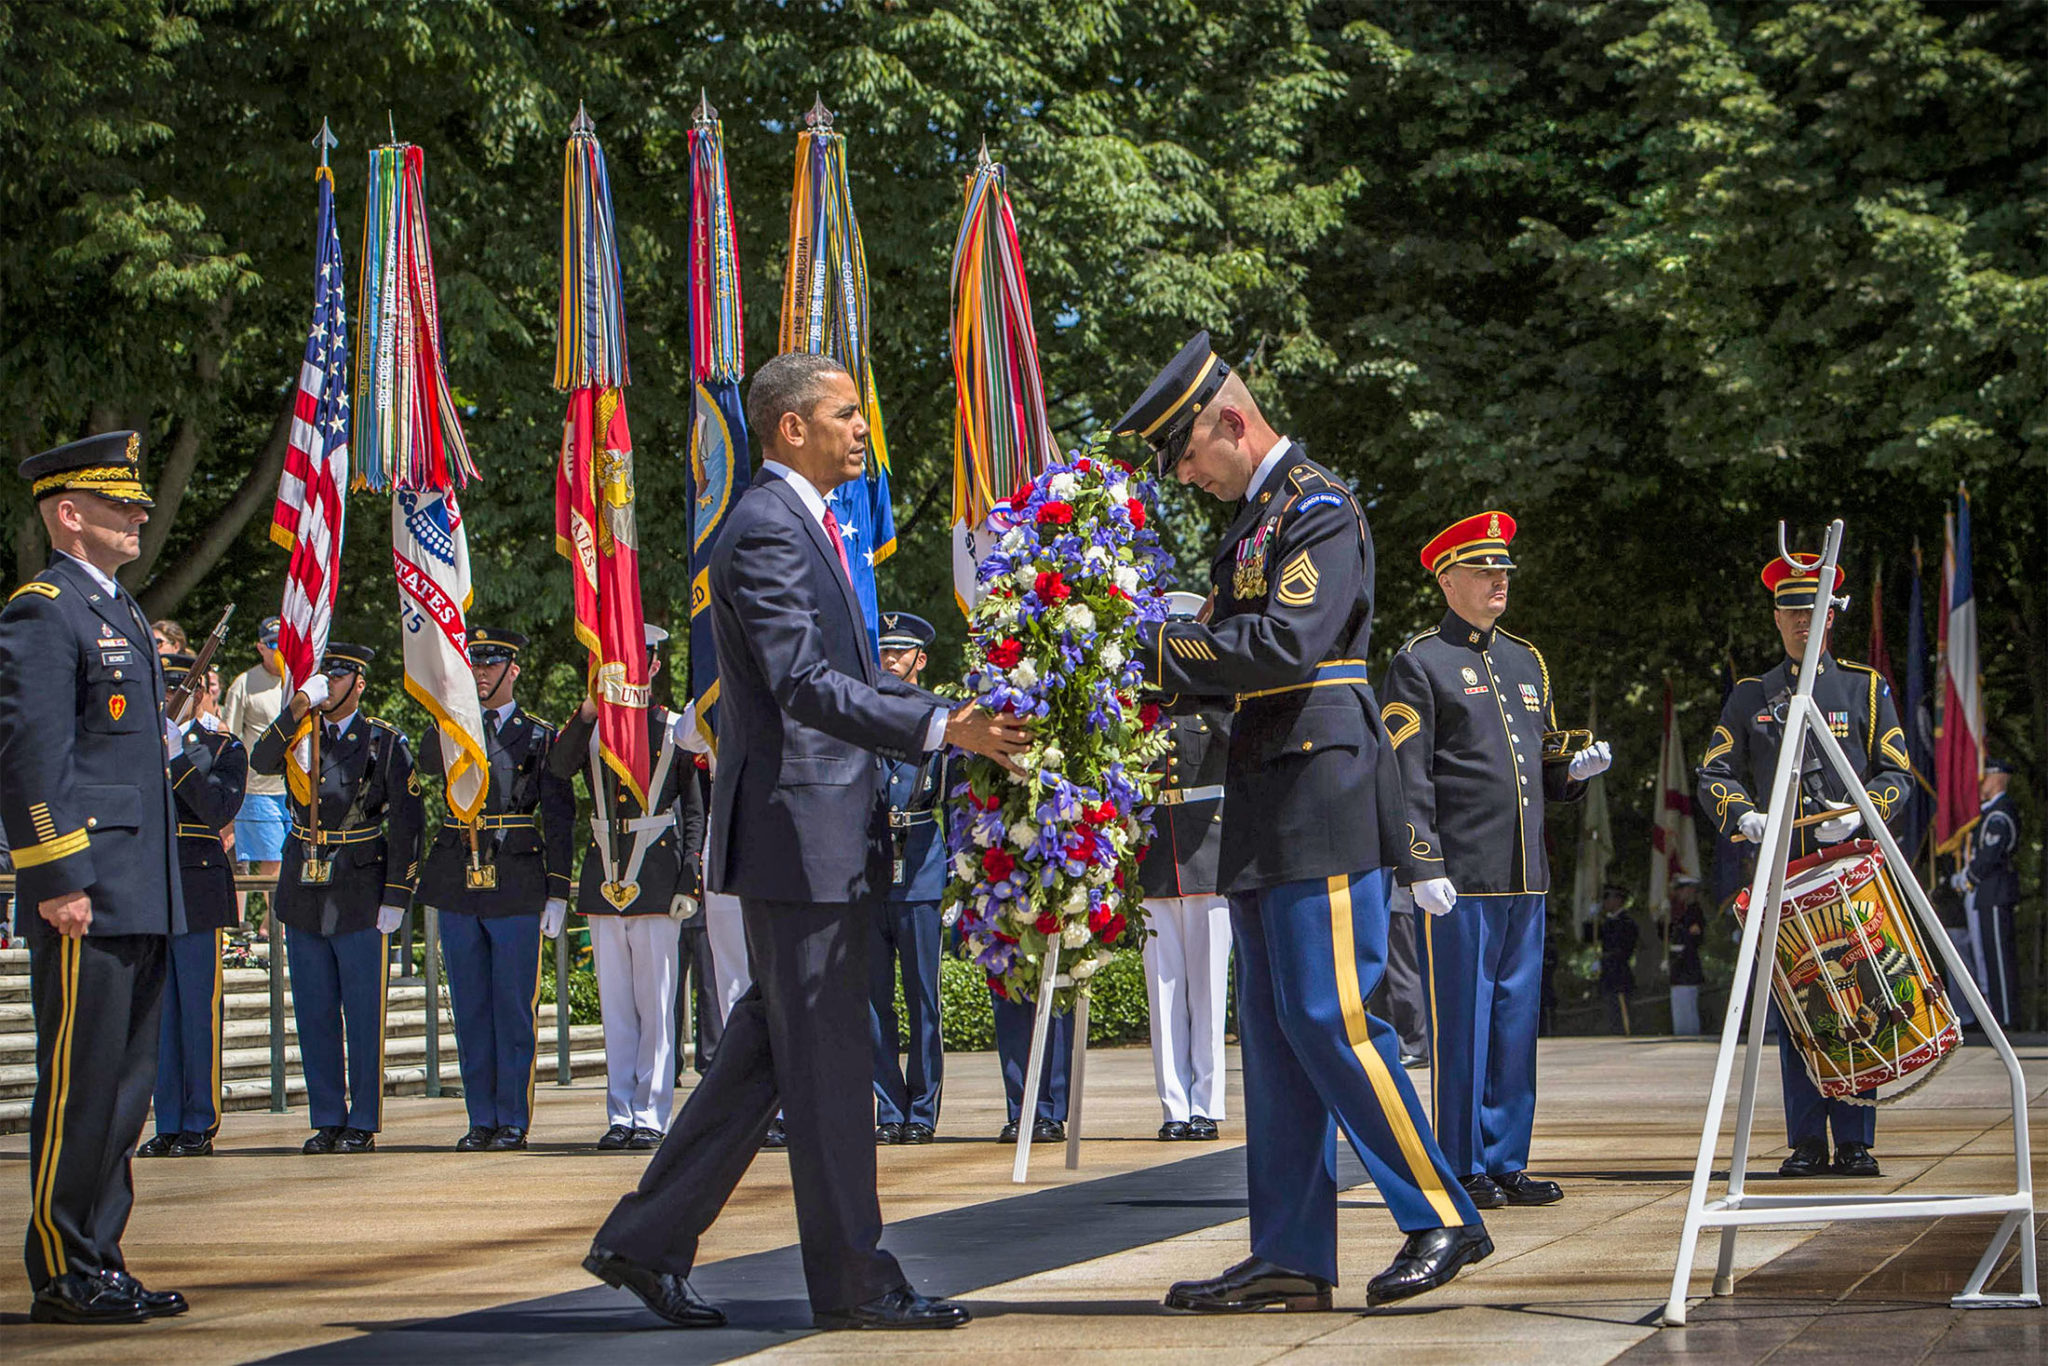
left=705, top=468, right=940, bottom=904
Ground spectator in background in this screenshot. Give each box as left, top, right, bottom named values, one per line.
left=152, top=618, right=188, bottom=654
left=222, top=617, right=290, bottom=922
left=1664, top=875, right=1707, bottom=1035
left=1596, top=884, right=1638, bottom=1035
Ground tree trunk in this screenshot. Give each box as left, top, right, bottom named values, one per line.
left=124, top=414, right=203, bottom=589
left=137, top=398, right=293, bottom=618
left=13, top=507, right=45, bottom=587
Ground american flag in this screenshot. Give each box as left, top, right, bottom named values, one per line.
left=270, top=165, right=351, bottom=693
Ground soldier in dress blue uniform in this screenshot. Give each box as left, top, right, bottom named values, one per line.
left=2, top=432, right=191, bottom=1324
left=871, top=612, right=950, bottom=1145
left=417, top=627, right=575, bottom=1152
left=1952, top=758, right=2020, bottom=1026
left=250, top=643, right=425, bottom=1155
left=1120, top=334, right=1487, bottom=1314
left=138, top=652, right=247, bottom=1159
left=1380, top=512, right=1610, bottom=1210
left=1697, top=552, right=1910, bottom=1179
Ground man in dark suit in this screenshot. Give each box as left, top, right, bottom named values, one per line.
left=584, top=352, right=1028, bottom=1332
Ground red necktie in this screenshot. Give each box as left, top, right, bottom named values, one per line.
left=821, top=507, right=854, bottom=583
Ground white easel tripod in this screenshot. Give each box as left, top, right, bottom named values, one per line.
left=1662, top=518, right=2037, bottom=1325
left=1010, top=943, right=1091, bottom=1183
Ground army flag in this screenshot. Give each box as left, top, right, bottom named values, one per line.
left=949, top=148, right=1057, bottom=615
left=1935, top=486, right=1982, bottom=855
left=554, top=108, right=651, bottom=803
left=1646, top=679, right=1701, bottom=918
left=393, top=491, right=487, bottom=823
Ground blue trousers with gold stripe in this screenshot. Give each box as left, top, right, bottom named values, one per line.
left=1417, top=892, right=1545, bottom=1179
left=1771, top=998, right=1876, bottom=1148
left=1233, top=870, right=1478, bottom=1283
left=440, top=910, right=544, bottom=1132
left=152, top=928, right=225, bottom=1138
left=286, top=926, right=387, bottom=1132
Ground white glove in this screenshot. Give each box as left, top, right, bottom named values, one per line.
left=298, top=673, right=332, bottom=709
left=375, top=904, right=404, bottom=935
left=941, top=903, right=961, bottom=929
left=668, top=894, right=698, bottom=922
left=1949, top=870, right=1971, bottom=893
left=163, top=715, right=184, bottom=757
left=1814, top=802, right=1863, bottom=844
left=1413, top=876, right=1459, bottom=918
left=1568, top=740, right=1613, bottom=782
left=1738, top=812, right=1768, bottom=844
left=541, top=898, right=568, bottom=939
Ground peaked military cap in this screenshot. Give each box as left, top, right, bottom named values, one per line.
left=1113, top=330, right=1232, bottom=477
left=321, top=642, right=376, bottom=673
left=877, top=611, right=935, bottom=652
left=1164, top=590, right=1206, bottom=620
left=258, top=614, right=282, bottom=647
left=18, top=430, right=154, bottom=507
left=644, top=623, right=670, bottom=656
left=160, top=650, right=198, bottom=685
left=1985, top=757, right=2016, bottom=775
left=1761, top=553, right=1843, bottom=609
left=1421, top=510, right=1517, bottom=575
left=466, top=626, right=527, bottom=665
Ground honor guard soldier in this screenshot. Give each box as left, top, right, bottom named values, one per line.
left=417, top=627, right=575, bottom=1152
left=1951, top=758, right=2021, bottom=1026
left=871, top=612, right=949, bottom=1145
left=2, top=432, right=191, bottom=1324
left=1120, top=334, right=1487, bottom=1314
left=1139, top=591, right=1234, bottom=1142
left=139, top=652, right=248, bottom=1159
left=250, top=643, right=425, bottom=1154
left=1379, top=512, right=1610, bottom=1210
left=550, top=624, right=691, bottom=1150
left=1698, top=552, right=1910, bottom=1179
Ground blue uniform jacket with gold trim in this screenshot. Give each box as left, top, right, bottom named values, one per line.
left=0, top=555, right=185, bottom=937
left=418, top=706, right=576, bottom=915
left=1696, top=653, right=1909, bottom=861
left=1379, top=611, right=1584, bottom=894
left=1135, top=441, right=1404, bottom=890
left=170, top=724, right=246, bottom=934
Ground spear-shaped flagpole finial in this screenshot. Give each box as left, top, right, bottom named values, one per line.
left=695, top=88, right=718, bottom=127
left=388, top=110, right=398, bottom=145
left=571, top=99, right=595, bottom=137
left=312, top=117, right=338, bottom=168
left=805, top=94, right=834, bottom=131
left=977, top=135, right=992, bottom=170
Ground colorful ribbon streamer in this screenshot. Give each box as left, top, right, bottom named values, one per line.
left=555, top=126, right=631, bottom=390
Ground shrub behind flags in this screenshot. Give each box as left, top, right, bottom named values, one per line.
left=357, top=138, right=489, bottom=825
left=949, top=148, right=1057, bottom=616
left=554, top=108, right=652, bottom=803
left=1935, top=485, right=1983, bottom=856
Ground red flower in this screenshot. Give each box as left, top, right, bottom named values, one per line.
left=1034, top=911, right=1060, bottom=935
left=1126, top=499, right=1146, bottom=530
left=1088, top=905, right=1115, bottom=935
left=989, top=976, right=1009, bottom=999
left=1076, top=457, right=1093, bottom=473
left=1064, top=831, right=1102, bottom=865
left=986, top=638, right=1024, bottom=669
left=1113, top=865, right=1127, bottom=889
left=1036, top=501, right=1075, bottom=526
left=982, top=847, right=1017, bottom=882
left=1101, top=913, right=1127, bottom=943
left=1139, top=702, right=1162, bottom=729
left=1034, top=570, right=1071, bottom=603
left=1008, top=485, right=1033, bottom=511
left=1084, top=800, right=1118, bottom=826
left=994, top=930, right=1019, bottom=945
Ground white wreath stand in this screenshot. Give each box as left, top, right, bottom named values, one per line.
left=1011, top=942, right=1091, bottom=1182
left=1662, top=519, right=2037, bottom=1325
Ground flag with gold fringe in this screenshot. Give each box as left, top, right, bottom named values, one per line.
left=553, top=106, right=652, bottom=803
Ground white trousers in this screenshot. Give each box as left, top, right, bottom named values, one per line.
left=702, top=888, right=752, bottom=1026
left=1141, top=894, right=1233, bottom=1122
left=588, top=914, right=680, bottom=1131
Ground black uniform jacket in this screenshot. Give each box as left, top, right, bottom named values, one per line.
left=1138, top=698, right=1230, bottom=899
left=171, top=724, right=246, bottom=934
left=1966, top=792, right=2019, bottom=907
left=1379, top=610, right=1584, bottom=894
left=0, top=554, right=184, bottom=937
left=549, top=705, right=690, bottom=916
left=1696, top=652, right=1909, bottom=863
left=418, top=706, right=575, bottom=916
left=1137, top=442, right=1405, bottom=890
left=250, top=707, right=424, bottom=936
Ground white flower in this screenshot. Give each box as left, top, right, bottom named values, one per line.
left=1100, top=642, right=1125, bottom=671
left=1041, top=744, right=1064, bottom=769
left=972, top=823, right=995, bottom=848
left=1061, top=923, right=1091, bottom=949
left=1010, top=901, right=1038, bottom=925
left=1011, top=658, right=1039, bottom=687
left=1000, top=528, right=1027, bottom=553
left=1105, top=480, right=1128, bottom=502
left=1007, top=819, right=1039, bottom=850
left=1048, top=472, right=1079, bottom=499
left=1065, top=604, right=1097, bottom=634
left=1070, top=953, right=1103, bottom=981
left=1114, top=565, right=1140, bottom=595
left=1013, top=568, right=1038, bottom=592
left=1084, top=545, right=1110, bottom=568
left=1063, top=884, right=1091, bottom=914
left=953, top=852, right=977, bottom=881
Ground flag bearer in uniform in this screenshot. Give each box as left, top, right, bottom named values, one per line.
left=1119, top=334, right=1487, bottom=1313
left=2, top=433, right=190, bottom=1324
left=550, top=624, right=692, bottom=1150
left=139, top=652, right=247, bottom=1159
left=250, top=643, right=424, bottom=1155
left=1139, top=591, right=1233, bottom=1142
left=1379, top=511, right=1609, bottom=1210
left=418, top=627, right=575, bottom=1152
left=1697, top=552, right=1910, bottom=1178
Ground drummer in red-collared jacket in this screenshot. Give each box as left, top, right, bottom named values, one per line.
left=1696, top=552, right=1911, bottom=1180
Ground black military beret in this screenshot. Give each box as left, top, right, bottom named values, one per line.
left=877, top=611, right=935, bottom=651
left=18, top=430, right=154, bottom=508
left=1113, top=331, right=1231, bottom=478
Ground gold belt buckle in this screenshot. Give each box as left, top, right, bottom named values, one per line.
left=465, top=863, right=499, bottom=890
left=301, top=856, right=333, bottom=886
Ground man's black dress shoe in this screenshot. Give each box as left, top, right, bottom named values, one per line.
left=1188, top=1115, right=1219, bottom=1140
left=1399, top=1052, right=1429, bottom=1070
left=28, top=1271, right=149, bottom=1324
left=1032, top=1118, right=1066, bottom=1142
left=629, top=1127, right=663, bottom=1150
left=137, top=1133, right=177, bottom=1158
left=336, top=1127, right=376, bottom=1153
left=1366, top=1224, right=1493, bottom=1306
left=900, top=1122, right=935, bottom=1145
left=1494, top=1171, right=1563, bottom=1206
left=101, top=1269, right=188, bottom=1318
left=1778, top=1138, right=1829, bottom=1177
left=1159, top=1120, right=1190, bottom=1141
left=1832, top=1142, right=1881, bottom=1177
left=597, top=1123, right=632, bottom=1150
left=489, top=1126, right=529, bottom=1152
left=170, top=1132, right=213, bottom=1157
left=583, top=1246, right=726, bottom=1327
left=457, top=1124, right=496, bottom=1152
left=762, top=1118, right=787, bottom=1150
left=998, top=1120, right=1019, bottom=1144
left=876, top=1122, right=904, bottom=1145
left=813, top=1285, right=971, bottom=1330
left=1460, top=1173, right=1507, bottom=1209
left=1164, top=1256, right=1334, bottom=1313
left=302, top=1126, right=342, bottom=1154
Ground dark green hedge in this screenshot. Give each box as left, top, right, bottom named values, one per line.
left=893, top=948, right=1154, bottom=1053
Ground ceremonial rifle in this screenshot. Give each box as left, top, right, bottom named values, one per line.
left=167, top=603, right=236, bottom=725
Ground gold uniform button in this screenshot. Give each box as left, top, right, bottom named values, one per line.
left=86, top=817, right=98, bottom=828
left=114, top=670, right=124, bottom=680
left=1300, top=740, right=1313, bottom=752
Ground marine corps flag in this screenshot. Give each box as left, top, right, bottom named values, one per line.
left=554, top=106, right=651, bottom=804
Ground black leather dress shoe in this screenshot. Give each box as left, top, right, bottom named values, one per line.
left=1366, top=1224, right=1493, bottom=1306
left=597, top=1123, right=632, bottom=1150
left=1159, top=1120, right=1190, bottom=1141
left=1460, top=1172, right=1507, bottom=1209
left=629, top=1126, right=663, bottom=1150
left=137, top=1133, right=177, bottom=1158
left=336, top=1127, right=376, bottom=1153
left=762, top=1118, right=787, bottom=1150
left=813, top=1285, right=971, bottom=1330
left=900, top=1122, right=935, bottom=1145
left=876, top=1122, right=904, bottom=1145
left=1778, top=1138, right=1829, bottom=1177
left=1188, top=1115, right=1219, bottom=1140
left=998, top=1120, right=1019, bottom=1144
left=1495, top=1171, right=1563, bottom=1206
left=583, top=1246, right=726, bottom=1327
left=1032, top=1118, right=1066, bottom=1142
left=170, top=1131, right=213, bottom=1157
left=29, top=1272, right=149, bottom=1324
left=489, top=1126, right=529, bottom=1152
left=1164, top=1256, right=1334, bottom=1313
left=1831, top=1142, right=1881, bottom=1177
left=457, top=1125, right=496, bottom=1152
left=1399, top=1052, right=1429, bottom=1070
left=101, top=1269, right=188, bottom=1318
left=302, top=1126, right=342, bottom=1154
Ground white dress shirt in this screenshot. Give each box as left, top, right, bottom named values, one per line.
left=1242, top=435, right=1295, bottom=505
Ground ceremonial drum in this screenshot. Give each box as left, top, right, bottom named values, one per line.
left=1735, top=840, right=1961, bottom=1101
